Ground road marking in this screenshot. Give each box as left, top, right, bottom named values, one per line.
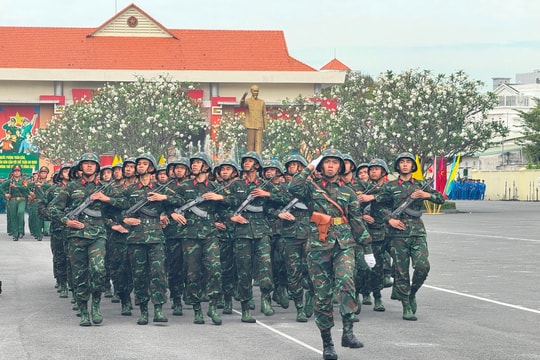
left=232, top=309, right=322, bottom=355
left=425, top=285, right=540, bottom=314
left=430, top=230, right=540, bottom=243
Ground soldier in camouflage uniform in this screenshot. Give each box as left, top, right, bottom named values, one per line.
left=170, top=152, right=230, bottom=325
left=213, top=159, right=243, bottom=315
left=95, top=154, right=177, bottom=325
left=48, top=153, right=112, bottom=326
left=341, top=154, right=374, bottom=311
left=229, top=151, right=285, bottom=322
left=358, top=159, right=391, bottom=312
left=28, top=166, right=51, bottom=241
left=261, top=159, right=290, bottom=310
left=161, top=157, right=191, bottom=316
left=39, top=163, right=71, bottom=298
left=280, top=154, right=314, bottom=322
left=1, top=164, right=30, bottom=241
left=99, top=164, right=115, bottom=299
left=372, top=152, right=444, bottom=321
left=288, top=149, right=375, bottom=360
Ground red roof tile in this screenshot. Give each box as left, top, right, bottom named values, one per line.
left=0, top=26, right=315, bottom=72
left=320, top=58, right=351, bottom=71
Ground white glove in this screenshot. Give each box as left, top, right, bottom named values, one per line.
left=309, top=155, right=324, bottom=169
left=364, top=253, right=376, bottom=269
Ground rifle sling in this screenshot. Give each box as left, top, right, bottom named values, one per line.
left=309, top=179, right=347, bottom=220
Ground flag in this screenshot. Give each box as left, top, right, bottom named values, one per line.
left=158, top=154, right=166, bottom=165
left=111, top=155, right=121, bottom=166
left=436, top=156, right=447, bottom=194
left=412, top=155, right=424, bottom=181
left=444, top=154, right=461, bottom=196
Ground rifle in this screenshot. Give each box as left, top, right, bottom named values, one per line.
left=124, top=179, right=174, bottom=217
left=233, top=176, right=275, bottom=216
left=279, top=197, right=308, bottom=213
left=390, top=179, right=434, bottom=218
left=66, top=181, right=113, bottom=220
left=173, top=181, right=233, bottom=217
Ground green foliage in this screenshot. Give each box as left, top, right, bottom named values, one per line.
left=33, top=75, right=207, bottom=163
left=517, top=99, right=540, bottom=164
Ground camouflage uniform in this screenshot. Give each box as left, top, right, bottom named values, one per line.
left=375, top=152, right=445, bottom=320
left=48, top=156, right=112, bottom=326
left=288, top=149, right=372, bottom=358
left=1, top=165, right=29, bottom=241
left=27, top=171, right=51, bottom=241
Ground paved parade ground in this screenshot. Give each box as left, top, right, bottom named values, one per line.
left=1, top=200, right=539, bottom=360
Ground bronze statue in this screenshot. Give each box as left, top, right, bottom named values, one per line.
left=240, top=85, right=267, bottom=153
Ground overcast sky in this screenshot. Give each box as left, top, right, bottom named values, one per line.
left=1, top=0, right=539, bottom=90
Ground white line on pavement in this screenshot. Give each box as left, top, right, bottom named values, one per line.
left=425, top=285, right=540, bottom=314
left=232, top=309, right=323, bottom=355
left=430, top=231, right=540, bottom=243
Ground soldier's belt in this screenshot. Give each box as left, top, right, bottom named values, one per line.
left=245, top=204, right=263, bottom=213
left=9, top=197, right=26, bottom=201
left=331, top=217, right=346, bottom=225
left=83, top=208, right=102, bottom=218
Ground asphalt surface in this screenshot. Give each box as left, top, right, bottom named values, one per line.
left=1, top=200, right=539, bottom=360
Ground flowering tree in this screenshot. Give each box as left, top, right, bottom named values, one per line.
left=360, top=69, right=503, bottom=169
left=517, top=101, right=540, bottom=164
left=33, top=75, right=207, bottom=163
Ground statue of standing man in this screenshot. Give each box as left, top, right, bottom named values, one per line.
left=240, top=85, right=267, bottom=153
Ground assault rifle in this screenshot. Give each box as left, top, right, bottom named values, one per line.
left=66, top=181, right=113, bottom=220
left=279, top=197, right=308, bottom=214
left=124, top=179, right=174, bottom=217
left=233, top=175, right=276, bottom=216
left=174, top=181, right=233, bottom=217
left=390, top=179, right=434, bottom=218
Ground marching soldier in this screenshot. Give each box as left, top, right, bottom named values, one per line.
left=48, top=153, right=112, bottom=326
left=288, top=149, right=374, bottom=360
left=28, top=166, right=51, bottom=241
left=1, top=164, right=29, bottom=241
left=370, top=152, right=444, bottom=321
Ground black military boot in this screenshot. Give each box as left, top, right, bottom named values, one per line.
left=240, top=300, right=256, bottom=323
left=153, top=304, right=168, bottom=322
left=320, top=329, right=338, bottom=360
left=341, top=317, right=364, bottom=348
left=137, top=302, right=149, bottom=325
left=260, top=293, right=275, bottom=316
left=222, top=295, right=233, bottom=315
left=91, top=294, right=103, bottom=324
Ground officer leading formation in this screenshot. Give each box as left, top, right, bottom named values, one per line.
left=7, top=148, right=445, bottom=360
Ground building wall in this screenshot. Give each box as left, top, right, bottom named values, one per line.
left=471, top=169, right=540, bottom=201
left=0, top=80, right=53, bottom=103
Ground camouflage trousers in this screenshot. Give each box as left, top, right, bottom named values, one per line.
left=368, top=240, right=390, bottom=294
left=50, top=229, right=68, bottom=284
left=283, top=237, right=312, bottom=302
left=388, top=235, right=430, bottom=300
left=183, top=237, right=222, bottom=304
left=234, top=236, right=273, bottom=302
left=128, top=243, right=167, bottom=305
left=271, top=235, right=288, bottom=288
left=165, top=238, right=185, bottom=303
left=108, top=236, right=133, bottom=303
left=67, top=236, right=106, bottom=303
left=354, top=246, right=370, bottom=297
left=219, top=236, right=237, bottom=298
left=308, top=242, right=357, bottom=331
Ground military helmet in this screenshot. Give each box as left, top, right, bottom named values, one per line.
left=214, top=158, right=241, bottom=176
left=241, top=151, right=263, bottom=168
left=190, top=152, right=213, bottom=172
left=112, top=161, right=123, bottom=169
left=122, top=157, right=136, bottom=169
left=394, top=152, right=417, bottom=173
left=69, top=160, right=81, bottom=180
left=155, top=164, right=168, bottom=173
left=262, top=159, right=286, bottom=176
left=167, top=156, right=190, bottom=174
left=283, top=154, right=308, bottom=169
left=368, top=158, right=390, bottom=176
left=135, top=153, right=158, bottom=174
left=316, top=148, right=346, bottom=175
left=100, top=165, right=112, bottom=173
left=342, top=153, right=357, bottom=173
left=79, top=152, right=100, bottom=173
